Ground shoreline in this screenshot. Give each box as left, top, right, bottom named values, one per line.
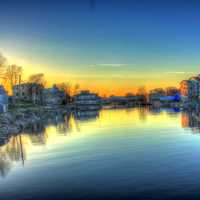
left=0, top=102, right=189, bottom=147
left=0, top=105, right=71, bottom=145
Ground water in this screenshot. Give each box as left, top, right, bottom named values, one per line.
left=0, top=108, right=200, bottom=200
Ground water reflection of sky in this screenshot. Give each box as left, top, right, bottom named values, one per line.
left=1, top=108, right=200, bottom=199
left=0, top=108, right=182, bottom=176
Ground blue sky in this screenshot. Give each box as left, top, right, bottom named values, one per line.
left=0, top=0, right=200, bottom=94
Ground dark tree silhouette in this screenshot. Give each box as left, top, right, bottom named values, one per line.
left=28, top=73, right=47, bottom=87
left=4, top=65, right=23, bottom=92
left=0, top=53, right=6, bottom=80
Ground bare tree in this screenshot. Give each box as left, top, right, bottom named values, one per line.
left=126, top=92, right=135, bottom=97
left=149, top=88, right=166, bottom=96
left=28, top=73, right=46, bottom=87
left=56, top=82, right=71, bottom=95
left=165, top=87, right=179, bottom=96
left=4, top=65, right=23, bottom=93
left=137, top=86, right=147, bottom=103
left=137, top=86, right=147, bottom=96
left=0, top=53, right=7, bottom=81
left=56, top=82, right=80, bottom=96
left=73, top=83, right=80, bottom=95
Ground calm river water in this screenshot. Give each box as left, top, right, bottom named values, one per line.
left=1, top=108, right=200, bottom=200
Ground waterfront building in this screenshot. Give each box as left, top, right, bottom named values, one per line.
left=149, top=87, right=180, bottom=107
left=43, top=85, right=67, bottom=106
left=0, top=86, right=8, bottom=113
left=148, top=88, right=165, bottom=103
left=188, top=78, right=199, bottom=99
left=159, top=94, right=181, bottom=102
left=165, top=87, right=180, bottom=96
left=13, top=83, right=44, bottom=105
left=105, top=95, right=144, bottom=106
left=180, top=80, right=189, bottom=98
left=149, top=93, right=163, bottom=103
left=108, top=96, right=129, bottom=105
left=180, top=79, right=199, bottom=100
left=74, top=90, right=101, bottom=111
left=180, top=74, right=200, bottom=101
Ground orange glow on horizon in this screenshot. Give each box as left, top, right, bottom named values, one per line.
left=3, top=55, right=180, bottom=96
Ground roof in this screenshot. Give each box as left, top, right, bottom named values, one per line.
left=160, top=94, right=181, bottom=101
left=13, top=83, right=44, bottom=88
left=75, top=90, right=98, bottom=97
left=44, top=87, right=59, bottom=94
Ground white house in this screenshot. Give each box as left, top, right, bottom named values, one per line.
left=0, top=86, right=8, bottom=113
left=74, top=90, right=101, bottom=111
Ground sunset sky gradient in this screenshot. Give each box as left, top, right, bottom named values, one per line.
left=1, top=0, right=200, bottom=95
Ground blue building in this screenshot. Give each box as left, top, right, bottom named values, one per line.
left=159, top=94, right=181, bottom=102
left=0, top=86, right=8, bottom=113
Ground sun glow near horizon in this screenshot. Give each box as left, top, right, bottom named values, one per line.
left=2, top=54, right=188, bottom=96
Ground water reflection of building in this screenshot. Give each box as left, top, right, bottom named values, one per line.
left=180, top=75, right=200, bottom=100
left=149, top=107, right=180, bottom=114
left=55, top=114, right=73, bottom=134
left=138, top=107, right=148, bottom=121
left=181, top=111, right=200, bottom=133
left=74, top=110, right=100, bottom=121
left=181, top=113, right=189, bottom=128
left=0, top=135, right=26, bottom=177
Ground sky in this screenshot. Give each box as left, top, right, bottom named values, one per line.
left=1, top=0, right=200, bottom=95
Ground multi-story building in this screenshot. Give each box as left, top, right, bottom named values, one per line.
left=13, top=83, right=44, bottom=105
left=190, top=75, right=200, bottom=99
left=180, top=80, right=189, bottom=97
left=188, top=79, right=199, bottom=99
left=180, top=79, right=199, bottom=100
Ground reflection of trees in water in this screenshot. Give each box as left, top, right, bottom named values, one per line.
left=0, top=135, right=25, bottom=177
left=5, top=136, right=25, bottom=163
left=0, top=153, right=11, bottom=177
left=56, top=114, right=73, bottom=135
left=149, top=107, right=161, bottom=115
left=21, top=113, right=74, bottom=145
left=28, top=133, right=47, bottom=146
left=138, top=107, right=148, bottom=121
left=0, top=113, right=74, bottom=176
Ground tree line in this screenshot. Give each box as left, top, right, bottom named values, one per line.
left=0, top=53, right=179, bottom=97
left=0, top=53, right=79, bottom=96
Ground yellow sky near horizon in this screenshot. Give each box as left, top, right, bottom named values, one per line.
left=5, top=54, right=185, bottom=96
